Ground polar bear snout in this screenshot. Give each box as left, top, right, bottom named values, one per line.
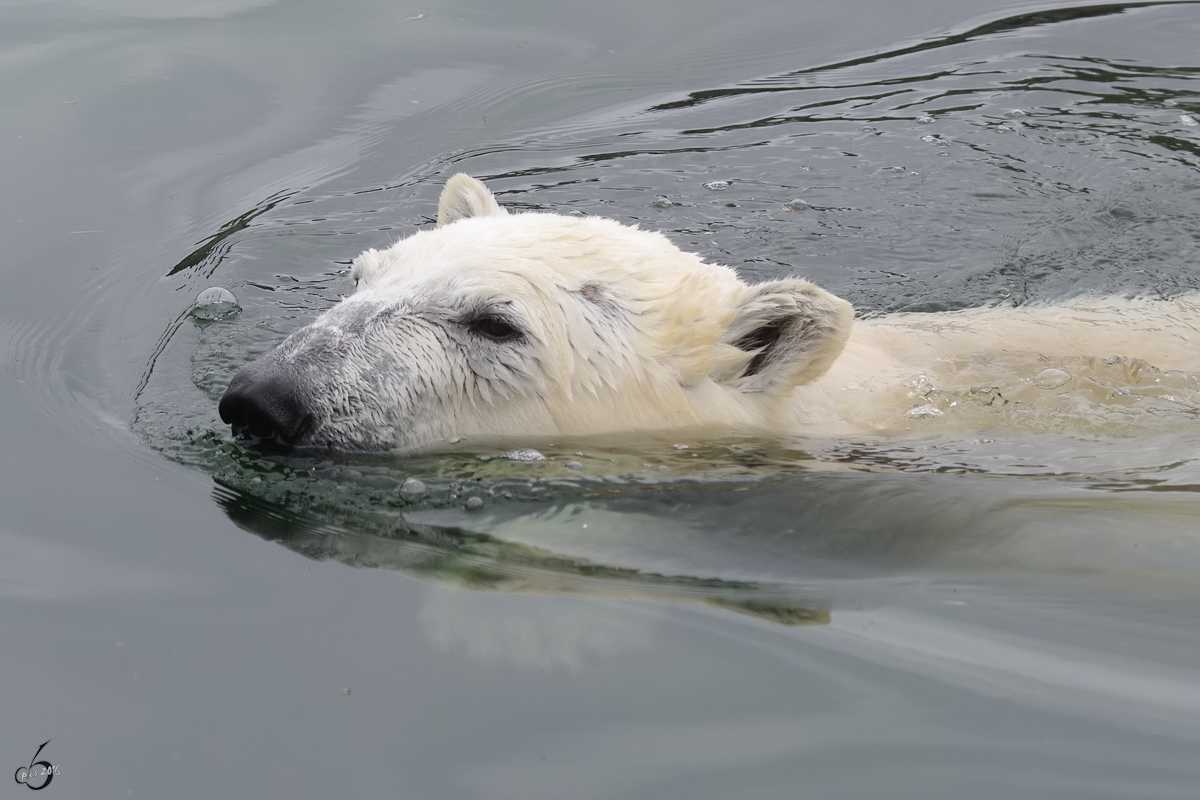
left=219, top=360, right=315, bottom=445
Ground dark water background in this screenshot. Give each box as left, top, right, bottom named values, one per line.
left=2, top=1, right=1200, bottom=797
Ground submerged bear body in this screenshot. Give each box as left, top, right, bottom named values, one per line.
left=219, top=175, right=1200, bottom=451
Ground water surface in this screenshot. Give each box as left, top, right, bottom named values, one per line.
left=2, top=0, right=1200, bottom=797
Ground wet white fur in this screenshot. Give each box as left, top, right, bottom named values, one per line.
left=814, top=296, right=1199, bottom=435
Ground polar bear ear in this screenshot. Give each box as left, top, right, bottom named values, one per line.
left=437, top=174, right=508, bottom=227
left=716, top=279, right=853, bottom=393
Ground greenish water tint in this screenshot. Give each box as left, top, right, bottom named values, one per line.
left=5, top=0, right=1200, bottom=797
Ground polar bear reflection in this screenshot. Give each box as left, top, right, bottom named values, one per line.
left=420, top=586, right=656, bottom=670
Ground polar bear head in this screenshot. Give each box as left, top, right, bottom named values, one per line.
left=219, top=175, right=853, bottom=451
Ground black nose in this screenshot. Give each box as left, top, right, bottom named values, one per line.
left=219, top=363, right=313, bottom=444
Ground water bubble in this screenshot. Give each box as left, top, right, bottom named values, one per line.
left=503, top=448, right=546, bottom=462
left=1033, top=368, right=1071, bottom=390
left=783, top=199, right=810, bottom=211
left=400, top=477, right=427, bottom=496
left=919, top=135, right=951, bottom=147
left=465, top=496, right=484, bottom=511
left=1180, top=114, right=1198, bottom=127
left=702, top=180, right=731, bottom=191
left=860, top=125, right=878, bottom=132
left=191, top=287, right=240, bottom=321
left=907, top=403, right=944, bottom=419
left=651, top=196, right=674, bottom=209
left=917, top=115, right=934, bottom=124
left=566, top=461, right=585, bottom=471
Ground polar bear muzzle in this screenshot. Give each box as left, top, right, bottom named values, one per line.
left=218, top=298, right=421, bottom=450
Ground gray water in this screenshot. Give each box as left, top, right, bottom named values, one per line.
left=3, top=0, right=1200, bottom=797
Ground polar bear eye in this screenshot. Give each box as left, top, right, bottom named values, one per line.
left=467, top=314, right=522, bottom=342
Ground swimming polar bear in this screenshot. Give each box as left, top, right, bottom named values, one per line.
left=219, top=174, right=1200, bottom=451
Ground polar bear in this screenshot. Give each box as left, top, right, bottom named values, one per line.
left=219, top=174, right=1200, bottom=451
